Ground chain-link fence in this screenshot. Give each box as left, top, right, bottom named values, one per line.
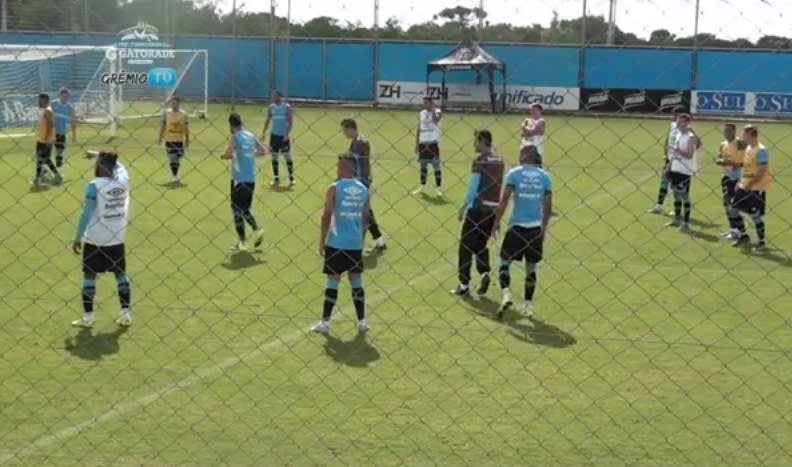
left=1, top=0, right=791, bottom=465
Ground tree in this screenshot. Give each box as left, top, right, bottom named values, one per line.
left=649, top=29, right=674, bottom=44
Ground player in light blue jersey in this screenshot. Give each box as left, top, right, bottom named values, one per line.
left=493, top=145, right=552, bottom=319
left=221, top=113, right=269, bottom=252
left=312, top=156, right=371, bottom=334
left=262, top=90, right=295, bottom=187
left=51, top=88, right=77, bottom=168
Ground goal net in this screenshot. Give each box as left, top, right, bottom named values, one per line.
left=0, top=44, right=208, bottom=136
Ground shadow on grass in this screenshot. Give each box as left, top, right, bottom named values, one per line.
left=463, top=297, right=577, bottom=349
left=157, top=181, right=188, bottom=189
left=363, top=253, right=379, bottom=270
left=28, top=184, right=51, bottom=193
left=65, top=326, right=129, bottom=361
left=740, top=245, right=792, bottom=268
left=685, top=229, right=720, bottom=243
left=419, top=192, right=450, bottom=206
left=220, top=250, right=266, bottom=270
left=323, top=332, right=380, bottom=368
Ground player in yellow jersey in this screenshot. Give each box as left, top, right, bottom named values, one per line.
left=31, top=93, right=62, bottom=187
left=715, top=124, right=746, bottom=240
left=158, top=97, right=190, bottom=184
left=731, top=125, right=771, bottom=249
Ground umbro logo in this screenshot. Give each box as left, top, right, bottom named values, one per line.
left=343, top=186, right=363, bottom=196
left=107, top=187, right=126, bottom=197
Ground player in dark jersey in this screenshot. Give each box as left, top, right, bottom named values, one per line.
left=341, top=118, right=386, bottom=254
left=452, top=129, right=505, bottom=298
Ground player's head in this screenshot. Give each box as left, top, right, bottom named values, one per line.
left=423, top=96, right=434, bottom=110
left=474, top=129, right=493, bottom=153
left=672, top=106, right=685, bottom=119
left=38, top=93, right=49, bottom=108
left=520, top=145, right=540, bottom=165
left=723, top=123, right=737, bottom=141
left=529, top=103, right=543, bottom=118
left=340, top=118, right=358, bottom=138
left=743, top=125, right=759, bottom=144
left=677, top=113, right=692, bottom=131
left=170, top=96, right=180, bottom=111
left=95, top=151, right=118, bottom=178
left=228, top=112, right=243, bottom=132
left=272, top=90, right=283, bottom=103
left=58, top=88, right=70, bottom=102
left=337, top=155, right=355, bottom=178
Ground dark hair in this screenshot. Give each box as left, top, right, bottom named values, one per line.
left=678, top=113, right=692, bottom=122
left=724, top=123, right=736, bottom=131
left=228, top=113, right=242, bottom=127
left=673, top=106, right=686, bottom=115
left=273, top=90, right=283, bottom=97
left=38, top=93, right=49, bottom=100
left=530, top=103, right=543, bottom=111
left=58, top=87, right=70, bottom=96
left=744, top=125, right=759, bottom=137
left=170, top=96, right=180, bottom=103
left=340, top=118, right=357, bottom=130
left=423, top=96, right=433, bottom=101
left=520, top=144, right=539, bottom=162
left=97, top=151, right=118, bottom=172
left=475, top=129, right=493, bottom=146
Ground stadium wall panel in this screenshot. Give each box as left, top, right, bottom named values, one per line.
left=274, top=40, right=323, bottom=99
left=485, top=44, right=580, bottom=87
left=325, top=42, right=375, bottom=100
left=583, top=48, right=693, bottom=90
left=696, top=51, right=792, bottom=92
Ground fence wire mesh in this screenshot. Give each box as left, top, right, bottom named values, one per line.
left=1, top=0, right=791, bottom=466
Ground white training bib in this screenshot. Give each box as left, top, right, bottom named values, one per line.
left=419, top=109, right=441, bottom=143
left=520, top=117, right=546, bottom=154
left=83, top=163, right=130, bottom=246
left=670, top=131, right=697, bottom=176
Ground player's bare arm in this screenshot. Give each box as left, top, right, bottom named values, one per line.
left=158, top=116, right=166, bottom=144
left=221, top=138, right=235, bottom=160
left=45, top=109, right=55, bottom=143
left=262, top=107, right=272, bottom=136
left=255, top=139, right=269, bottom=157
left=362, top=198, right=371, bottom=233
left=70, top=107, right=77, bottom=142
left=319, top=185, right=336, bottom=256
left=286, top=106, right=293, bottom=137
left=493, top=185, right=514, bottom=236
left=542, top=190, right=553, bottom=235
left=184, top=116, right=190, bottom=148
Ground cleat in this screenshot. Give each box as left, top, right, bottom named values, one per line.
left=311, top=320, right=330, bottom=334
left=436, top=188, right=443, bottom=197
left=679, top=223, right=690, bottom=233
left=357, top=320, right=369, bottom=333
left=367, top=244, right=387, bottom=254
left=115, top=314, right=132, bottom=327
left=497, top=290, right=513, bottom=320
left=270, top=179, right=280, bottom=187
left=230, top=241, right=248, bottom=252
left=476, top=274, right=491, bottom=297
left=753, top=240, right=767, bottom=250
left=30, top=178, right=43, bottom=187
left=288, top=178, right=296, bottom=187
left=521, top=301, right=534, bottom=318
left=732, top=234, right=751, bottom=248
left=412, top=185, right=425, bottom=195
left=52, top=173, right=63, bottom=185
left=720, top=230, right=736, bottom=239
left=647, top=205, right=663, bottom=214
left=451, top=286, right=471, bottom=297
left=253, top=228, right=265, bottom=248
left=171, top=176, right=180, bottom=184
left=666, top=218, right=681, bottom=228
left=71, top=316, right=94, bottom=328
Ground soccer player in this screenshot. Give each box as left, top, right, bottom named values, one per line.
left=493, top=144, right=552, bottom=319
left=520, top=103, right=546, bottom=165
left=71, top=151, right=131, bottom=328
left=666, top=113, right=697, bottom=232
left=341, top=118, right=386, bottom=254
left=412, top=96, right=443, bottom=196
left=731, top=125, right=771, bottom=249
left=312, top=156, right=371, bottom=334
left=221, top=113, right=268, bottom=252
left=715, top=123, right=746, bottom=240
left=262, top=90, right=295, bottom=186
left=648, top=106, right=685, bottom=214
left=51, top=87, right=77, bottom=168
left=158, top=96, right=189, bottom=184
left=31, top=93, right=62, bottom=186
left=453, top=129, right=504, bottom=297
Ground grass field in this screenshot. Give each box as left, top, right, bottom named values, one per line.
left=1, top=105, right=791, bottom=466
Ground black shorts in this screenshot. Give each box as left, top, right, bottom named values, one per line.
left=231, top=181, right=255, bottom=212
left=269, top=134, right=291, bottom=153
left=732, top=189, right=766, bottom=216
left=82, top=243, right=126, bottom=274
left=55, top=133, right=66, bottom=150
left=460, top=207, right=496, bottom=253
left=418, top=142, right=440, bottom=160
left=667, top=171, right=692, bottom=193
left=35, top=142, right=52, bottom=160
left=165, top=141, right=185, bottom=157
left=500, top=226, right=544, bottom=263
left=721, top=176, right=738, bottom=203
left=323, top=246, right=363, bottom=275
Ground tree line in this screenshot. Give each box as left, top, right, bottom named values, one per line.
left=5, top=0, right=792, bottom=49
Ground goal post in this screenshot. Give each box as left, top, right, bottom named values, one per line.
left=0, top=44, right=208, bottom=137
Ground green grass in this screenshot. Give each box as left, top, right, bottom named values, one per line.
left=1, top=105, right=792, bottom=466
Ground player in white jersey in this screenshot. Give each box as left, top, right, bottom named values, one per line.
left=412, top=96, right=443, bottom=196
left=71, top=151, right=132, bottom=328
left=520, top=103, right=546, bottom=166
left=665, top=114, right=699, bottom=232
left=648, top=107, right=685, bottom=214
